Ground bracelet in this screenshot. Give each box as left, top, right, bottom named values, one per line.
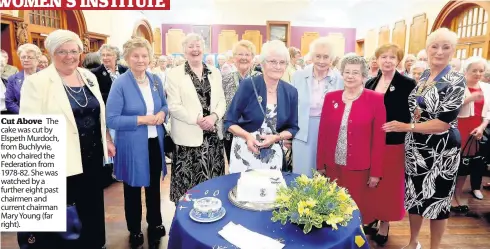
left=277, top=133, right=283, bottom=141
left=212, top=112, right=219, bottom=121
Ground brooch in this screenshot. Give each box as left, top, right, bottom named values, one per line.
left=390, top=85, right=395, bottom=92
left=334, top=102, right=338, bottom=109
left=258, top=96, right=263, bottom=103
left=102, top=71, right=107, bottom=76
left=84, top=74, right=94, bottom=87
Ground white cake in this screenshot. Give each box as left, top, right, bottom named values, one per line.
left=236, top=170, right=286, bottom=203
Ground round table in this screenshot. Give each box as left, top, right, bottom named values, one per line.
left=167, top=173, right=369, bottom=249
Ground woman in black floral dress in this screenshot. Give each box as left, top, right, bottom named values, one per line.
left=383, top=28, right=465, bottom=249
left=166, top=33, right=226, bottom=204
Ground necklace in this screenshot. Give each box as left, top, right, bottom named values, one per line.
left=60, top=72, right=88, bottom=108
left=342, top=88, right=363, bottom=103
left=135, top=74, right=147, bottom=84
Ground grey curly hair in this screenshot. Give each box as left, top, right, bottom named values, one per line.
left=340, top=54, right=369, bottom=78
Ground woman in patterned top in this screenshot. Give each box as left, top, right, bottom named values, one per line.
left=166, top=33, right=226, bottom=204
left=224, top=40, right=299, bottom=173
left=222, top=40, right=261, bottom=162
left=383, top=28, right=465, bottom=249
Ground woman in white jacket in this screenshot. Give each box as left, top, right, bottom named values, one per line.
left=452, top=56, right=490, bottom=213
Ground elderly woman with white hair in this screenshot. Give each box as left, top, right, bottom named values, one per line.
left=217, top=53, right=226, bottom=70
left=224, top=40, right=299, bottom=173
left=205, top=54, right=215, bottom=68
left=19, top=29, right=114, bottom=249
left=5, top=43, right=41, bottom=113
left=410, top=61, right=428, bottom=83
left=221, top=40, right=261, bottom=161
left=450, top=58, right=462, bottom=73
left=383, top=28, right=465, bottom=249
left=452, top=56, right=490, bottom=207
left=402, top=54, right=417, bottom=77
left=166, top=33, right=226, bottom=203
left=106, top=37, right=168, bottom=249
left=367, top=55, right=379, bottom=79
left=290, top=37, right=343, bottom=177
left=152, top=55, right=168, bottom=90
left=416, top=49, right=428, bottom=62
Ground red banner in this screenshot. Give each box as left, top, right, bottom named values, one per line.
left=0, top=0, right=170, bottom=10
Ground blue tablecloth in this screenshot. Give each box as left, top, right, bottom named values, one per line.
left=167, top=173, right=369, bottom=249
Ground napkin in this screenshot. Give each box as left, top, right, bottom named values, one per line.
left=218, top=222, right=285, bottom=249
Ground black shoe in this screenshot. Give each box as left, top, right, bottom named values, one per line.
left=363, top=220, right=378, bottom=236
left=373, top=224, right=389, bottom=247
left=129, top=232, right=144, bottom=249
left=148, top=225, right=166, bottom=244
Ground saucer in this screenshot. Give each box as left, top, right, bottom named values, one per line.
left=189, top=207, right=226, bottom=223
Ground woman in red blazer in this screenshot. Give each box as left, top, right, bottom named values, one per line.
left=317, top=54, right=386, bottom=225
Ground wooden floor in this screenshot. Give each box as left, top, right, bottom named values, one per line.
left=2, top=173, right=490, bottom=249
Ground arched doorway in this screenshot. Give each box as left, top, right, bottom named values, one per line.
left=133, top=19, right=154, bottom=44
left=432, top=1, right=490, bottom=60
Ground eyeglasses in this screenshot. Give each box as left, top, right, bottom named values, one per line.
left=266, top=60, right=287, bottom=67
left=20, top=56, right=36, bottom=61
left=342, top=71, right=362, bottom=77
left=55, top=50, right=81, bottom=56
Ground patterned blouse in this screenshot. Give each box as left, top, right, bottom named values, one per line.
left=104, top=64, right=120, bottom=82
left=185, top=61, right=213, bottom=117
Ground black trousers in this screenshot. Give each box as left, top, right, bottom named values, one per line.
left=67, top=171, right=106, bottom=248
left=470, top=161, right=486, bottom=190
left=224, top=133, right=232, bottom=162
left=123, top=138, right=163, bottom=234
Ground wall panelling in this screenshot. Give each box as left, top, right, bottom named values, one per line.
left=392, top=20, right=407, bottom=52
left=409, top=13, right=428, bottom=54
left=378, top=25, right=391, bottom=46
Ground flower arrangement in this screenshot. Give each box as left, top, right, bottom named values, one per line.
left=271, top=173, right=358, bottom=234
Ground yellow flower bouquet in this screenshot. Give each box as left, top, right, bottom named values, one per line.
left=271, top=173, right=358, bottom=234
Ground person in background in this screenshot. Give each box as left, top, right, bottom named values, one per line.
left=38, top=54, right=49, bottom=70
left=205, top=54, right=216, bottom=68
left=291, top=37, right=343, bottom=177
left=222, top=40, right=261, bottom=162
left=367, top=55, right=379, bottom=79
left=483, top=62, right=490, bottom=83
left=166, top=33, right=226, bottom=204
left=1, top=49, right=19, bottom=80
left=82, top=52, right=101, bottom=70
left=106, top=37, right=168, bottom=249
left=220, top=51, right=237, bottom=75
left=20, top=29, right=114, bottom=249
left=402, top=54, right=416, bottom=77
left=217, top=54, right=226, bottom=70
left=452, top=56, right=489, bottom=211
left=92, top=44, right=128, bottom=104
left=410, top=61, right=428, bottom=83
left=166, top=55, right=174, bottom=69
left=6, top=43, right=41, bottom=114
left=0, top=57, right=8, bottom=114
left=365, top=43, right=416, bottom=246
left=225, top=40, right=299, bottom=173
left=416, top=49, right=428, bottom=62
left=450, top=58, right=462, bottom=73
left=304, top=52, right=313, bottom=66
left=317, top=54, right=385, bottom=226
left=281, top=47, right=301, bottom=83
left=384, top=28, right=465, bottom=249
left=152, top=55, right=168, bottom=91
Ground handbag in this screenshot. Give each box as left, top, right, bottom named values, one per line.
left=458, top=135, right=486, bottom=176
left=17, top=204, right=82, bottom=249
left=250, top=77, right=291, bottom=172
left=152, top=74, right=175, bottom=154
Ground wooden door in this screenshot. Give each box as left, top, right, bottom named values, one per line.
left=31, top=33, right=46, bottom=54
left=455, top=44, right=470, bottom=59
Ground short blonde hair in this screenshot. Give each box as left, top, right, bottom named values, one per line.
left=426, top=28, right=458, bottom=48
left=122, top=37, right=153, bottom=61
left=232, top=40, right=256, bottom=57
left=17, top=43, right=42, bottom=59
left=44, top=29, right=83, bottom=56
left=375, top=43, right=404, bottom=62
left=288, top=47, right=300, bottom=59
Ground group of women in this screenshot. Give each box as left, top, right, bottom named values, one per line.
left=13, top=23, right=487, bottom=249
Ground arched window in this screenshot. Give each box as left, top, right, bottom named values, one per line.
left=453, top=6, right=489, bottom=60
left=29, top=10, right=62, bottom=29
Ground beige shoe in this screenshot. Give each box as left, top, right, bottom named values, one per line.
left=402, top=242, right=421, bottom=249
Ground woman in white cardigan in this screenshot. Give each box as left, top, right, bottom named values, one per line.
left=452, top=56, right=490, bottom=212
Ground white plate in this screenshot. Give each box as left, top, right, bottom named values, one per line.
left=189, top=207, right=226, bottom=223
